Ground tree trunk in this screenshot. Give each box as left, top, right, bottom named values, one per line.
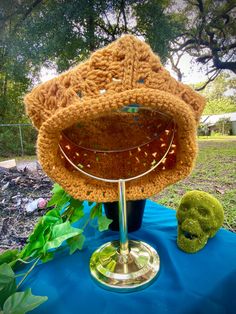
left=87, top=0, right=96, bottom=52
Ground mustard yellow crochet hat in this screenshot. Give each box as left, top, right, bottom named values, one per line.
left=24, top=35, right=205, bottom=202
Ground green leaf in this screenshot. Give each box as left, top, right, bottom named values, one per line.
left=98, top=216, right=113, bottom=232
left=41, top=252, right=54, bottom=263
left=0, top=263, right=16, bottom=308
left=19, top=243, right=42, bottom=260
left=0, top=250, right=19, bottom=266
left=70, top=198, right=83, bottom=208
left=67, top=204, right=84, bottom=224
left=27, top=232, right=45, bottom=252
left=27, top=220, right=44, bottom=243
left=42, top=209, right=63, bottom=226
left=43, top=222, right=83, bottom=252
left=47, top=193, right=70, bottom=208
left=52, top=183, right=63, bottom=194
left=20, top=228, right=46, bottom=260
left=90, top=203, right=102, bottom=219
left=46, top=192, right=63, bottom=207
left=67, top=234, right=85, bottom=255
left=3, top=288, right=47, bottom=314
left=20, top=209, right=65, bottom=260
left=47, top=184, right=70, bottom=208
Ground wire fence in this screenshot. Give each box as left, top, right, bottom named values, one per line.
left=0, top=124, right=37, bottom=157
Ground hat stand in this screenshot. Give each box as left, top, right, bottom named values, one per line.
left=59, top=105, right=176, bottom=292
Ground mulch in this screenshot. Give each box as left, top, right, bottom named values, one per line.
left=0, top=166, right=53, bottom=253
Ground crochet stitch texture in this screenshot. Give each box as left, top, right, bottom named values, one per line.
left=24, top=35, right=205, bottom=202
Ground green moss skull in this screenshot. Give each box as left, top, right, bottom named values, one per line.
left=176, top=191, right=224, bottom=253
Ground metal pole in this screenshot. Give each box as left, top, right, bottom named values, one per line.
left=118, top=179, right=129, bottom=256
left=18, top=125, right=24, bottom=156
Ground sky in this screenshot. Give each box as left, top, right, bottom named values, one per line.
left=166, top=54, right=207, bottom=84
left=40, top=53, right=207, bottom=85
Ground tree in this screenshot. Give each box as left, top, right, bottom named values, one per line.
left=1, top=0, right=234, bottom=125
left=133, top=0, right=184, bottom=63
left=0, top=0, right=183, bottom=123
left=0, top=0, right=44, bottom=123
left=215, top=117, right=232, bottom=135
left=17, top=0, right=182, bottom=71
left=170, top=0, right=236, bottom=89
left=197, top=73, right=236, bottom=115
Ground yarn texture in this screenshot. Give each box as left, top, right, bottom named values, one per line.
left=24, top=35, right=205, bottom=202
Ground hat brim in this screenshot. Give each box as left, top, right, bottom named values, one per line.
left=38, top=88, right=197, bottom=202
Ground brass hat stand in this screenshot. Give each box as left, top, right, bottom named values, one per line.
left=59, top=104, right=176, bottom=292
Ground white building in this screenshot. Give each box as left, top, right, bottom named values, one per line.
left=200, top=112, right=236, bottom=135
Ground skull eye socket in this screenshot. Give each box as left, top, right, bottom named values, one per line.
left=180, top=204, right=188, bottom=211
left=198, top=207, right=209, bottom=217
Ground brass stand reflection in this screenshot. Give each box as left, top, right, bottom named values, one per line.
left=90, top=180, right=160, bottom=291
left=90, top=240, right=160, bottom=291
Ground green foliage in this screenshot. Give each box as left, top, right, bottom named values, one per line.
left=47, top=183, right=70, bottom=208
left=67, top=234, right=86, bottom=255
left=134, top=0, right=184, bottom=62
left=0, top=183, right=112, bottom=312
left=0, top=125, right=37, bottom=157
left=172, top=1, right=236, bottom=78
left=2, top=288, right=47, bottom=314
left=90, top=203, right=113, bottom=231
left=0, top=263, right=47, bottom=314
left=0, top=250, right=19, bottom=267
left=196, top=74, right=236, bottom=115
left=43, top=222, right=83, bottom=252
left=18, top=183, right=104, bottom=261
left=1, top=1, right=235, bottom=124
left=0, top=264, right=16, bottom=308
left=203, top=98, right=236, bottom=115
left=201, top=73, right=236, bottom=101
left=16, top=0, right=179, bottom=70
left=1, top=0, right=184, bottom=125
left=214, top=118, right=232, bottom=135
left=197, top=123, right=211, bottom=136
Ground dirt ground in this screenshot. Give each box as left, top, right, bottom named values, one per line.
left=0, top=162, right=52, bottom=252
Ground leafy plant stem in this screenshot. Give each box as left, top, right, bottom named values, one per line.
left=16, top=257, right=41, bottom=290
left=82, top=218, right=90, bottom=230
left=16, top=257, right=39, bottom=265
left=15, top=273, right=27, bottom=278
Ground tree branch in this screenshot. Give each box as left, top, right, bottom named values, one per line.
left=169, top=52, right=184, bottom=81
left=13, top=0, right=45, bottom=31
left=120, top=0, right=128, bottom=33
left=212, top=56, right=236, bottom=73
left=196, top=54, right=212, bottom=64
left=172, top=0, right=236, bottom=76
left=196, top=0, right=204, bottom=13
left=195, top=70, right=221, bottom=91
left=97, top=20, right=114, bottom=38
left=113, top=2, right=123, bottom=35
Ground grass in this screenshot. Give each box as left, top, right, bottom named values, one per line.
left=152, top=138, right=236, bottom=233
left=198, top=135, right=236, bottom=141
left=0, top=155, right=36, bottom=162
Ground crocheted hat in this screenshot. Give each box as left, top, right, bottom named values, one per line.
left=24, top=35, right=205, bottom=202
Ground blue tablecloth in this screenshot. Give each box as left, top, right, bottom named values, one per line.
left=22, top=200, right=236, bottom=314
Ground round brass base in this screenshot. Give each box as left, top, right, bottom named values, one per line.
left=90, top=240, right=160, bottom=292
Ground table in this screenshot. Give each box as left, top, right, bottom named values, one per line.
left=22, top=200, right=236, bottom=314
